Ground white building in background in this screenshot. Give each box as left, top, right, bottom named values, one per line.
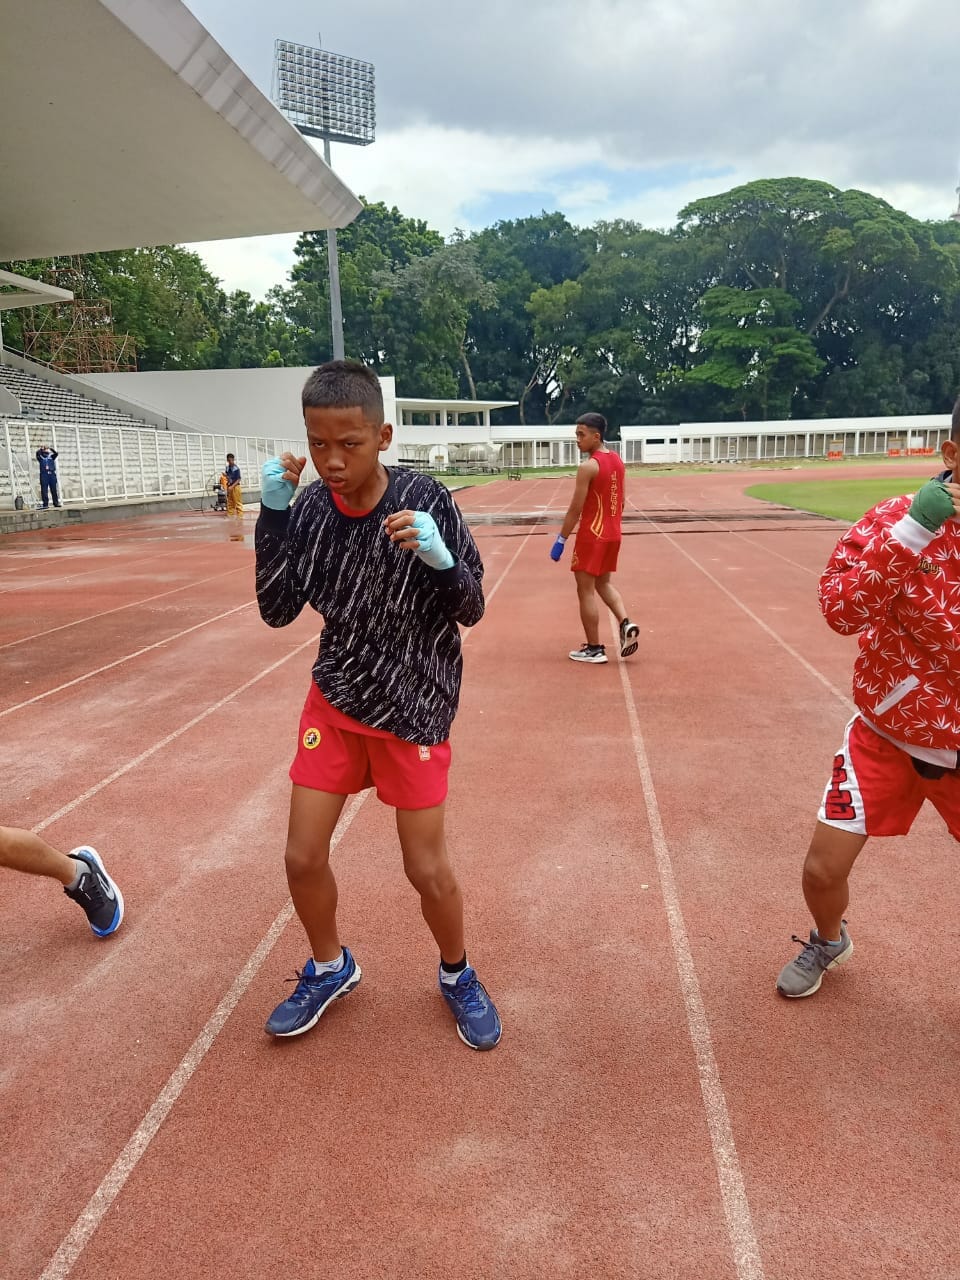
left=5, top=349, right=954, bottom=514
left=79, top=367, right=401, bottom=465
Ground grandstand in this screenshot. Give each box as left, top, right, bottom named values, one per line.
left=0, top=350, right=312, bottom=513
left=0, top=358, right=157, bottom=433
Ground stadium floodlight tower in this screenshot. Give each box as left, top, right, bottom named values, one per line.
left=273, top=36, right=376, bottom=360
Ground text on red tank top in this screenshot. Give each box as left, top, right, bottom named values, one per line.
left=585, top=450, right=624, bottom=541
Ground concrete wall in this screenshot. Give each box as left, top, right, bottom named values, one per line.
left=78, top=368, right=400, bottom=464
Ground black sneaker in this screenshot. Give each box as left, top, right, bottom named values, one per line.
left=568, top=644, right=608, bottom=664
left=64, top=847, right=124, bottom=937
left=619, top=618, right=639, bottom=658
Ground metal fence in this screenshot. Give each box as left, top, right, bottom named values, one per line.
left=1, top=419, right=315, bottom=509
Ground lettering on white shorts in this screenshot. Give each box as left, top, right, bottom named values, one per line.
left=818, top=718, right=867, bottom=835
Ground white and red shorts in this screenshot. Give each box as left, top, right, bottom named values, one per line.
left=819, top=716, right=960, bottom=840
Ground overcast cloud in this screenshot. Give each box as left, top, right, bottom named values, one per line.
left=186, top=0, right=960, bottom=297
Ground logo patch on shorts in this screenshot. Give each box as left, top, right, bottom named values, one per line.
left=302, top=728, right=322, bottom=750
left=824, top=753, right=856, bottom=822
left=418, top=745, right=431, bottom=762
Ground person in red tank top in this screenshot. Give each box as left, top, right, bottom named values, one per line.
left=549, top=412, right=639, bottom=665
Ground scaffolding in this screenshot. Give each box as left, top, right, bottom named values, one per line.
left=21, top=258, right=136, bottom=372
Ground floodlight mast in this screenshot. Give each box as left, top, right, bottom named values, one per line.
left=272, top=37, right=376, bottom=361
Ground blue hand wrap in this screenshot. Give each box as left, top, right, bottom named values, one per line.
left=261, top=458, right=296, bottom=511
left=550, top=535, right=567, bottom=562
left=410, top=511, right=455, bottom=570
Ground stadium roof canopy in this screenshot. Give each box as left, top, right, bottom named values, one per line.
left=0, top=0, right=363, bottom=262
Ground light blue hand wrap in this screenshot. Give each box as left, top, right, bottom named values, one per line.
left=411, top=511, right=455, bottom=570
left=261, top=458, right=296, bottom=510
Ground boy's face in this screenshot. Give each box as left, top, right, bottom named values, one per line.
left=575, top=424, right=601, bottom=454
left=304, top=405, right=392, bottom=497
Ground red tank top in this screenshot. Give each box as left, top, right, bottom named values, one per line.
left=582, top=449, right=624, bottom=542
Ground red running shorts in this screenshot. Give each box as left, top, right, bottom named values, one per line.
left=289, top=682, right=451, bottom=811
left=570, top=536, right=620, bottom=577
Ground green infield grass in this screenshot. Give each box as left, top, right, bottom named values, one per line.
left=744, top=476, right=926, bottom=523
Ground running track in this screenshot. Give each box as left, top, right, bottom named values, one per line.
left=1, top=463, right=956, bottom=1280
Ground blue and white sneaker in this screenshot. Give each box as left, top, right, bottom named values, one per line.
left=265, top=949, right=361, bottom=1037
left=64, top=846, right=123, bottom=937
left=439, top=966, right=502, bottom=1051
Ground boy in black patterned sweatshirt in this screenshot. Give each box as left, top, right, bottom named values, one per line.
left=255, top=360, right=501, bottom=1050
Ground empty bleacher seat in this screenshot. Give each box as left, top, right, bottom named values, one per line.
left=0, top=363, right=153, bottom=432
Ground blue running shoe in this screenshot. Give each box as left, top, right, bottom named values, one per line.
left=64, top=846, right=123, bottom=937
left=265, top=949, right=361, bottom=1037
left=439, top=966, right=502, bottom=1051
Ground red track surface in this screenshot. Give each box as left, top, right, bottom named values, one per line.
left=2, top=465, right=956, bottom=1280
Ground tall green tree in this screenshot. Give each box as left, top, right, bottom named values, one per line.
left=375, top=236, right=497, bottom=403
left=676, top=178, right=960, bottom=418
left=682, top=286, right=824, bottom=419
left=282, top=199, right=444, bottom=374
left=467, top=212, right=591, bottom=420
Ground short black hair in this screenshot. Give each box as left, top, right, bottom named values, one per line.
left=952, top=395, right=960, bottom=442
left=226, top=452, right=235, bottom=461
left=576, top=411, right=607, bottom=440
left=302, top=359, right=384, bottom=426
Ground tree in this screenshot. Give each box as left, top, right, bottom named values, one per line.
left=281, top=199, right=444, bottom=372
left=467, top=212, right=591, bottom=420
left=0, top=248, right=224, bottom=369
left=202, top=289, right=290, bottom=369
left=375, top=236, right=497, bottom=404
left=682, top=286, right=824, bottom=419
left=526, top=278, right=586, bottom=423
left=676, top=179, right=960, bottom=418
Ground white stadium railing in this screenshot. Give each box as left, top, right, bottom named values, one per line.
left=1, top=419, right=315, bottom=510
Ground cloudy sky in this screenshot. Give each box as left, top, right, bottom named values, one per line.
left=186, top=0, right=960, bottom=298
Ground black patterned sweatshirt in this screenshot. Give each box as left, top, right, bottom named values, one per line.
left=255, top=468, right=484, bottom=745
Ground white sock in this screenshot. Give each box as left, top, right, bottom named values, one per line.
left=312, top=951, right=345, bottom=975
left=440, top=959, right=468, bottom=986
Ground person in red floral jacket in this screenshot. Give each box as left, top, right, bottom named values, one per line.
left=778, top=401, right=960, bottom=998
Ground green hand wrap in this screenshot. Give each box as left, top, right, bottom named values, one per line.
left=909, top=479, right=955, bottom=533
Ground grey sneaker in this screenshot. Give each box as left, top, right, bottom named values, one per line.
left=569, top=643, right=608, bottom=664
left=776, top=922, right=853, bottom=998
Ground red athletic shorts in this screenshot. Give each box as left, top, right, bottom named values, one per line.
left=289, top=683, right=451, bottom=811
left=570, top=536, right=620, bottom=577
left=818, top=715, right=960, bottom=839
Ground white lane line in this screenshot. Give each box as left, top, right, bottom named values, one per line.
left=35, top=506, right=540, bottom=1278
left=0, top=566, right=249, bottom=651
left=34, top=634, right=319, bottom=834
left=610, top=614, right=766, bottom=1280
left=475, top=477, right=566, bottom=603
left=1, top=603, right=254, bottom=720
left=662, top=532, right=852, bottom=709
left=37, top=788, right=368, bottom=1280
left=627, top=499, right=853, bottom=711
left=0, top=542, right=211, bottom=595
left=726, top=531, right=822, bottom=575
